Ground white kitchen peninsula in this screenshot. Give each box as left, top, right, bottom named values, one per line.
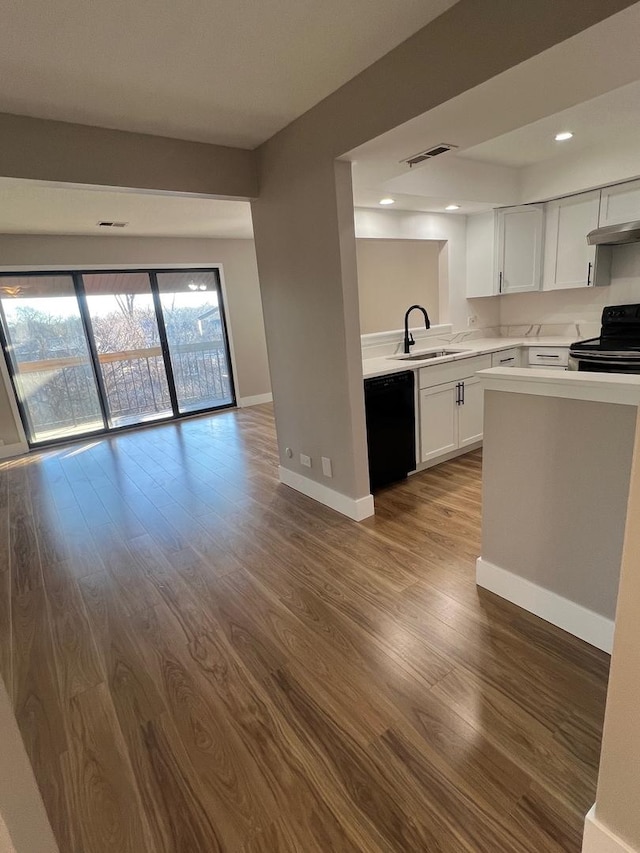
left=477, top=367, right=640, bottom=653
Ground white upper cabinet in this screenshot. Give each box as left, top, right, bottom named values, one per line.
left=495, top=205, right=544, bottom=294
left=599, top=179, right=640, bottom=226
left=466, top=211, right=495, bottom=298
left=543, top=190, right=605, bottom=290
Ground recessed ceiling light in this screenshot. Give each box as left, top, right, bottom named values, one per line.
left=445, top=204, right=461, bottom=211
left=554, top=132, right=573, bottom=142
left=379, top=198, right=395, bottom=205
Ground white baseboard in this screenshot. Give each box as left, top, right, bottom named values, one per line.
left=0, top=441, right=28, bottom=460
left=476, top=557, right=614, bottom=653
left=583, top=805, right=637, bottom=852
left=278, top=466, right=375, bottom=521
left=238, top=393, right=273, bottom=408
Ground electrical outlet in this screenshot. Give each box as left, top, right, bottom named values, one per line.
left=300, top=453, right=312, bottom=468
left=321, top=457, right=333, bottom=478
left=467, top=315, right=478, bottom=327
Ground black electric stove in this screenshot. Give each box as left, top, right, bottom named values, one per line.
left=569, top=304, right=640, bottom=372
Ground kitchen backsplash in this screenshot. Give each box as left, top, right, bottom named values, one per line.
left=498, top=242, right=640, bottom=333
left=361, top=325, right=501, bottom=359
left=499, top=322, right=600, bottom=340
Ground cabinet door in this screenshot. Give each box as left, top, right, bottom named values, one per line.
left=457, top=377, right=484, bottom=448
left=419, top=383, right=458, bottom=463
left=496, top=206, right=544, bottom=294
left=543, top=191, right=600, bottom=290
left=600, top=179, right=640, bottom=226
left=466, top=211, right=496, bottom=297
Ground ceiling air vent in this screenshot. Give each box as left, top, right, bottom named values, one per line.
left=97, top=221, right=128, bottom=228
left=402, top=143, right=458, bottom=168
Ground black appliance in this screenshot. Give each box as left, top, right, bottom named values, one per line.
left=364, top=371, right=416, bottom=490
left=569, top=304, right=640, bottom=373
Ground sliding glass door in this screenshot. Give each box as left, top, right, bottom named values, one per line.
left=0, top=276, right=104, bottom=443
left=83, top=273, right=173, bottom=428
left=156, top=271, right=234, bottom=413
left=0, top=268, right=235, bottom=446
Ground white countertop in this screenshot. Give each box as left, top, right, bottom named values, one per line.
left=480, top=367, right=640, bottom=407
left=362, top=336, right=576, bottom=379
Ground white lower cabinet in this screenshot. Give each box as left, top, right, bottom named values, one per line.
left=419, top=375, right=484, bottom=463
left=419, top=383, right=458, bottom=462
left=457, top=377, right=484, bottom=447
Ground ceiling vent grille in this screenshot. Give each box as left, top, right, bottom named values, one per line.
left=97, top=221, right=128, bottom=228
left=402, top=143, right=458, bottom=167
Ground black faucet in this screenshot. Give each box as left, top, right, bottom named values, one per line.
left=403, top=305, right=431, bottom=353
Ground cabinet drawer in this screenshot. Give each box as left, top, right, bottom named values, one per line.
left=419, top=354, right=492, bottom=389
left=491, top=348, right=520, bottom=368
left=527, top=346, right=569, bottom=367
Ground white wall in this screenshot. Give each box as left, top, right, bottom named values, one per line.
left=354, top=208, right=500, bottom=332
left=499, top=242, right=640, bottom=328
left=521, top=135, right=640, bottom=204
left=0, top=235, right=271, bottom=445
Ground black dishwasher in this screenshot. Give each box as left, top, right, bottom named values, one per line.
left=364, top=371, right=416, bottom=490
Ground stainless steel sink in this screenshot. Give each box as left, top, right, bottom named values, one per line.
left=393, top=348, right=471, bottom=361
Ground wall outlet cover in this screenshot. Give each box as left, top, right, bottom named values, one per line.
left=300, top=453, right=312, bottom=468
left=321, top=457, right=333, bottom=477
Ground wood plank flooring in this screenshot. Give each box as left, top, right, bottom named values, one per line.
left=0, top=404, right=609, bottom=852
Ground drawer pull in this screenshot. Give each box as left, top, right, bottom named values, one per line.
left=499, top=357, right=514, bottom=363
left=536, top=354, right=560, bottom=359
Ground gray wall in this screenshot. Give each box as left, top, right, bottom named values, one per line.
left=482, top=390, right=636, bottom=618
left=0, top=235, right=271, bottom=446
left=0, top=113, right=256, bottom=198
left=356, top=238, right=440, bottom=334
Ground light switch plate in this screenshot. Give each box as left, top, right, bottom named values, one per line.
left=300, top=453, right=312, bottom=468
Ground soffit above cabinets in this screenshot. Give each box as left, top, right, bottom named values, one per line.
left=349, top=6, right=640, bottom=215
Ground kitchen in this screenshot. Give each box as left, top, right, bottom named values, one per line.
left=351, top=73, right=640, bottom=656
left=350, top=66, right=640, bottom=847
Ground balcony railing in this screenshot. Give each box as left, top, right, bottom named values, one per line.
left=14, top=342, right=233, bottom=438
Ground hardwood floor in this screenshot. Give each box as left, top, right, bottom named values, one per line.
left=0, top=404, right=609, bottom=852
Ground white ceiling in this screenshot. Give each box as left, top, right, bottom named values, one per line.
left=349, top=4, right=640, bottom=215
left=0, top=0, right=458, bottom=149
left=461, top=79, right=640, bottom=169
left=0, top=179, right=254, bottom=238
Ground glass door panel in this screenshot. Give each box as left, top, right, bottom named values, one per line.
left=0, top=275, right=104, bottom=443
left=83, top=273, right=173, bottom=428
left=156, top=271, right=235, bottom=413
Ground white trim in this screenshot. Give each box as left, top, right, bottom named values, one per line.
left=0, top=441, right=28, bottom=460
left=239, top=393, right=273, bottom=407
left=583, top=805, right=637, bottom=853
left=278, top=466, right=374, bottom=521
left=476, top=557, right=614, bottom=653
